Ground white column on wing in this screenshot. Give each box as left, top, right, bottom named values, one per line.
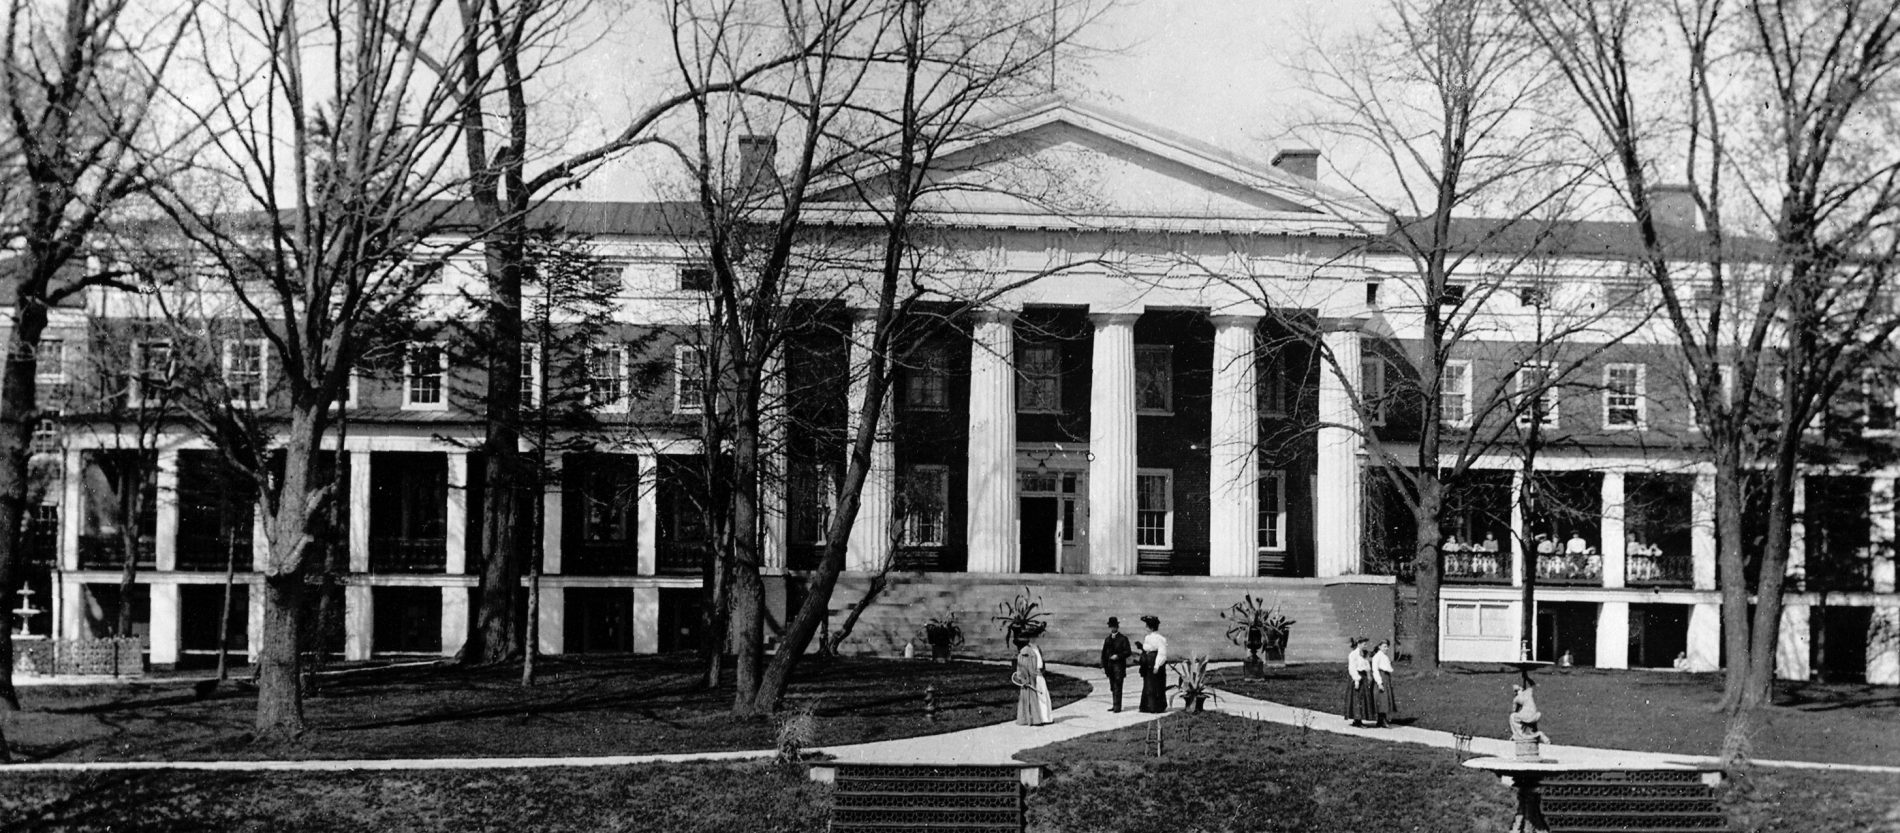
left=1208, top=314, right=1260, bottom=577
left=1087, top=312, right=1139, bottom=576
left=966, top=310, right=1018, bottom=573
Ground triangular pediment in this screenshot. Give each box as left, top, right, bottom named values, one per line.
left=806, top=100, right=1376, bottom=232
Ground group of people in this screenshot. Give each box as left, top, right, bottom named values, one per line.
left=1013, top=614, right=1171, bottom=726
left=1342, top=637, right=1398, bottom=728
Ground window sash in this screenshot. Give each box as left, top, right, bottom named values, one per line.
left=1515, top=364, right=1559, bottom=427
left=1360, top=356, right=1387, bottom=425
left=1136, top=471, right=1171, bottom=549
left=1134, top=345, right=1172, bottom=413
left=519, top=344, right=541, bottom=409
left=1604, top=364, right=1644, bottom=428
left=1257, top=469, right=1286, bottom=551
left=901, top=466, right=949, bottom=546
left=132, top=341, right=174, bottom=406
left=405, top=345, right=445, bottom=407
left=1017, top=345, right=1062, bottom=413
left=222, top=339, right=268, bottom=405
left=1441, top=361, right=1471, bottom=426
left=34, top=339, right=66, bottom=383
left=905, top=347, right=949, bottom=410
left=672, top=345, right=703, bottom=413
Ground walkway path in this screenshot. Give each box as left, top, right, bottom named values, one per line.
left=4, top=664, right=1895, bottom=776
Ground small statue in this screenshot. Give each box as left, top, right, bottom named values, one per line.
left=1510, top=680, right=1550, bottom=760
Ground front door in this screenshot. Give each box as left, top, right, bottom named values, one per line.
left=1020, top=497, right=1059, bottom=574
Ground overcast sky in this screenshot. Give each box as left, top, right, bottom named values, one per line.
left=557, top=0, right=1381, bottom=202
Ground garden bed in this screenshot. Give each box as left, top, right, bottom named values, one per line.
left=7, top=654, right=1086, bottom=763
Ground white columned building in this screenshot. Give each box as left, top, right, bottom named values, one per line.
left=1087, top=312, right=1139, bottom=576
left=965, top=309, right=1018, bottom=573
left=1208, top=314, right=1261, bottom=577
left=846, top=310, right=896, bottom=572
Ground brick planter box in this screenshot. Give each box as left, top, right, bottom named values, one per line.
left=13, top=636, right=145, bottom=677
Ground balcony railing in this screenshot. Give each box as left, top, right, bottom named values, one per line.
left=1443, top=548, right=1509, bottom=583
left=1535, top=551, right=1602, bottom=584
left=1625, top=550, right=1693, bottom=586
left=656, top=542, right=705, bottom=576
left=369, top=536, right=446, bottom=573
left=175, top=534, right=252, bottom=571
left=563, top=541, right=638, bottom=576
left=78, top=535, right=155, bottom=570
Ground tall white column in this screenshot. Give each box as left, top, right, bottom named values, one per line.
left=1596, top=601, right=1630, bottom=669
left=846, top=311, right=896, bottom=572
left=1787, top=475, right=1807, bottom=584
left=246, top=583, right=265, bottom=660
left=148, top=582, right=180, bottom=666
left=60, top=581, right=86, bottom=640
left=251, top=510, right=269, bottom=572
left=154, top=450, right=179, bottom=571
left=761, top=348, right=788, bottom=572
left=537, top=585, right=564, bottom=655
left=1866, top=476, right=1898, bottom=685
left=966, top=309, right=1018, bottom=573
left=1209, top=314, right=1260, bottom=577
left=1601, top=472, right=1626, bottom=589
left=637, top=453, right=659, bottom=576
left=633, top=586, right=660, bottom=653
left=349, top=451, right=373, bottom=573
left=1088, top=312, right=1139, bottom=576
left=1509, top=470, right=1527, bottom=588
left=1776, top=604, right=1811, bottom=681
left=445, top=452, right=469, bottom=574
left=60, top=448, right=82, bottom=571
left=440, top=586, right=469, bottom=657
left=541, top=455, right=563, bottom=575
left=344, top=584, right=373, bottom=660
left=1687, top=602, right=1721, bottom=672
left=1315, top=325, right=1365, bottom=577
left=1691, top=473, right=1716, bottom=590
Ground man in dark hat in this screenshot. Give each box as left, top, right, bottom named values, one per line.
left=1100, top=616, right=1132, bottom=712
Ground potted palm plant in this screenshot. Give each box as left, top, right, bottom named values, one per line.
left=1170, top=654, right=1219, bottom=714
left=991, top=586, right=1052, bottom=648
left=921, top=614, right=963, bottom=662
left=1223, top=594, right=1296, bottom=673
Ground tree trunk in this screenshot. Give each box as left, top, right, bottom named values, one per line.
left=1411, top=479, right=1444, bottom=668
left=0, top=292, right=52, bottom=712
left=727, top=389, right=764, bottom=714
left=1713, top=452, right=1752, bottom=713
left=256, top=570, right=305, bottom=739
left=469, top=238, right=525, bottom=664
left=254, top=411, right=329, bottom=739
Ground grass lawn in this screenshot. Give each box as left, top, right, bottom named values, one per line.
left=6, top=654, right=1086, bottom=763
left=1, top=762, right=830, bottom=833
left=1016, top=711, right=1518, bottom=832
left=1212, top=662, right=1900, bottom=766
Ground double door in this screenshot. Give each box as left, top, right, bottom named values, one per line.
left=1019, top=469, right=1084, bottom=573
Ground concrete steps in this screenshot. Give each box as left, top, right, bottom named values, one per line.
left=829, top=764, right=1024, bottom=833
left=1541, top=770, right=1729, bottom=832
left=824, top=573, right=1394, bottom=666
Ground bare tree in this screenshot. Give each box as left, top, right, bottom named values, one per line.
left=0, top=0, right=199, bottom=716
left=1275, top=0, right=1634, bottom=668
left=1513, top=0, right=1900, bottom=735
left=660, top=0, right=1111, bottom=714
left=153, top=0, right=491, bottom=739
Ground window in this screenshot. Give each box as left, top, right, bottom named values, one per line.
left=592, top=265, right=623, bottom=295
left=1365, top=282, right=1381, bottom=307
left=578, top=462, right=635, bottom=544
left=404, top=343, right=446, bottom=409
left=1446, top=602, right=1514, bottom=638
left=409, top=262, right=444, bottom=285
left=1861, top=368, right=1895, bottom=431
left=789, top=464, right=832, bottom=546
left=1017, top=344, right=1061, bottom=413
left=34, top=339, right=66, bottom=383
left=1134, top=345, right=1172, bottom=413
left=679, top=265, right=713, bottom=292
left=1519, top=285, right=1550, bottom=307
left=1439, top=283, right=1467, bottom=306
left=1514, top=363, right=1558, bottom=428
left=1441, top=360, right=1472, bottom=427
left=1259, top=350, right=1288, bottom=417
left=222, top=339, right=268, bottom=407
left=1257, top=469, right=1286, bottom=551
left=1603, top=363, right=1645, bottom=429
left=1360, top=356, right=1387, bottom=425
left=904, top=346, right=949, bottom=411
left=1136, top=470, right=1172, bottom=549
left=131, top=340, right=175, bottom=406
left=900, top=465, right=950, bottom=546
left=671, top=344, right=704, bottom=414
left=589, top=343, right=630, bottom=410
left=519, top=344, right=541, bottom=409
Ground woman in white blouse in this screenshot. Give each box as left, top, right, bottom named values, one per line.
left=1371, top=639, right=1398, bottom=728
left=1343, top=637, right=1376, bottom=727
left=1137, top=615, right=1169, bottom=713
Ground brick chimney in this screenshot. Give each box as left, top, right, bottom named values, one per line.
left=737, top=135, right=779, bottom=194
left=1650, top=184, right=1700, bottom=229
left=1272, top=148, right=1320, bottom=181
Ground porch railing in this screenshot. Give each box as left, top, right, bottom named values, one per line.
left=1535, top=551, right=1602, bottom=584
left=1625, top=550, right=1693, bottom=586
left=368, top=536, right=446, bottom=573
left=78, top=535, right=156, bottom=570
left=564, top=541, right=639, bottom=576
left=1442, top=548, right=1509, bottom=583
left=656, top=542, right=704, bottom=576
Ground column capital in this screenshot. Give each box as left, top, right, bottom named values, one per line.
left=1319, top=316, right=1370, bottom=333
left=1087, top=311, right=1141, bottom=327
left=1209, top=313, right=1263, bottom=330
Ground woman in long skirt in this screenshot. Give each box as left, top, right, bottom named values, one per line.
left=1343, top=637, right=1376, bottom=727
left=1372, top=639, right=1399, bottom=728
left=1137, top=615, right=1169, bottom=713
left=1014, top=633, right=1052, bottom=726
